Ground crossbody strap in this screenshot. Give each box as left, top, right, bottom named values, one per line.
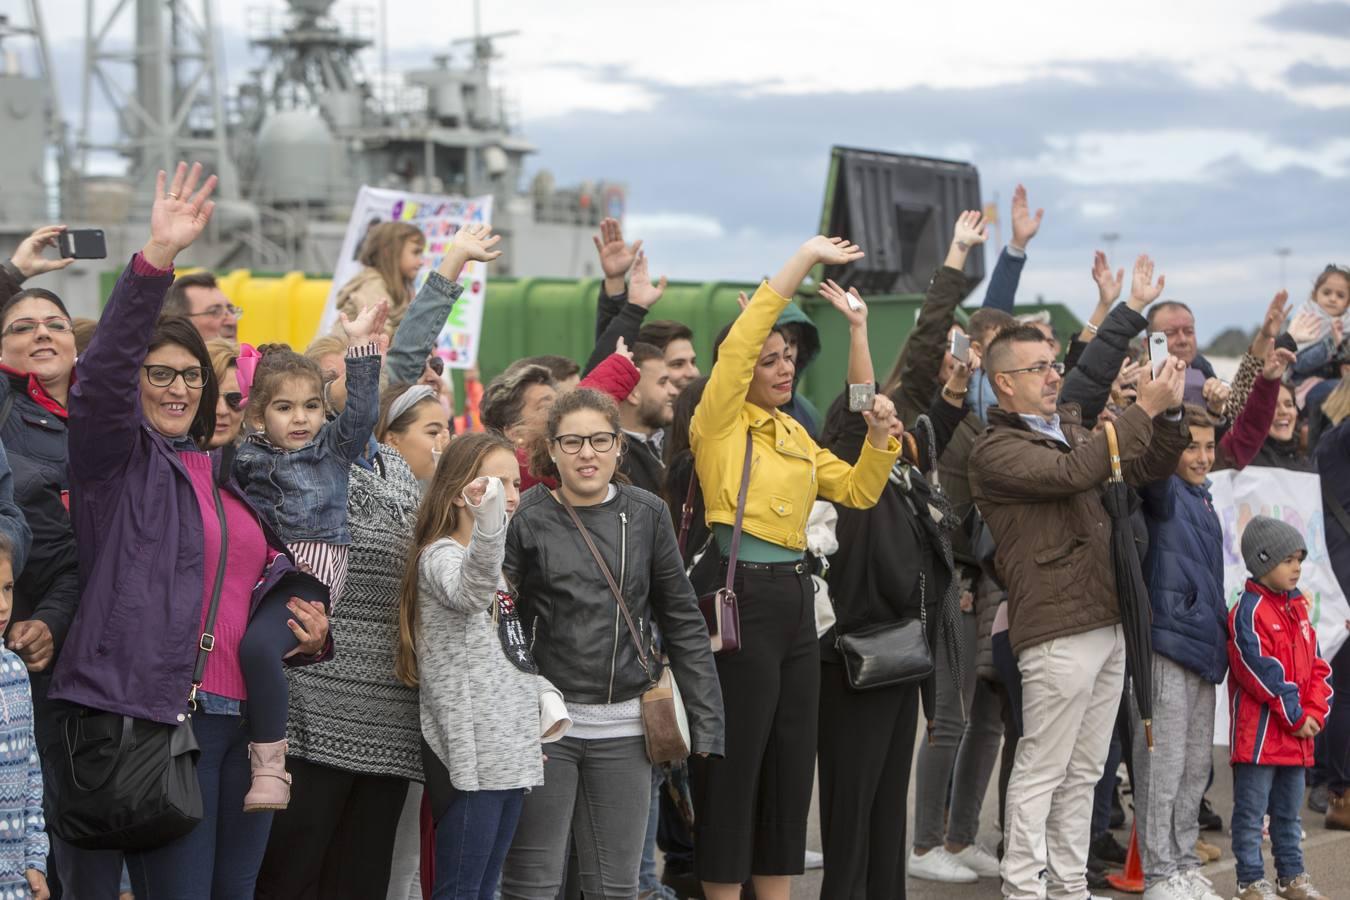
left=724, top=434, right=753, bottom=593
left=676, top=474, right=698, bottom=557
left=188, top=455, right=232, bottom=709
left=1322, top=481, right=1350, bottom=541
left=556, top=495, right=651, bottom=678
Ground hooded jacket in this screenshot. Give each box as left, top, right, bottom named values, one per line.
left=774, top=303, right=822, bottom=437
left=1227, top=581, right=1332, bottom=766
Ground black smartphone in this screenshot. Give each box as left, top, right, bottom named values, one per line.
left=59, top=229, right=107, bottom=260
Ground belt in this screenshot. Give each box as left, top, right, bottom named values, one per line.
left=723, top=558, right=807, bottom=574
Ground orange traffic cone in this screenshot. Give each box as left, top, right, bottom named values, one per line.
left=1107, top=823, right=1145, bottom=893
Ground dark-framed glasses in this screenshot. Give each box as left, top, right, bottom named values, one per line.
left=2, top=316, right=72, bottom=337
left=552, top=432, right=618, bottom=454
left=1001, top=361, right=1065, bottom=378
left=143, top=365, right=208, bottom=389
left=187, top=304, right=243, bottom=320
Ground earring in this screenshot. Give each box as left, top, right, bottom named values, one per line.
left=550, top=457, right=557, bottom=463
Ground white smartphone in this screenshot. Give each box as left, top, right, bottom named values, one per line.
left=950, top=331, right=971, bottom=365
left=1148, top=332, right=1169, bottom=378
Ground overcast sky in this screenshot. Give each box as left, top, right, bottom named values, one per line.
left=23, top=0, right=1350, bottom=341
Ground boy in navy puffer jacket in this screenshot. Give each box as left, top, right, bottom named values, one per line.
left=1227, top=517, right=1332, bottom=900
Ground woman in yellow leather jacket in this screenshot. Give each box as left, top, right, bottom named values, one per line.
left=688, top=236, right=902, bottom=900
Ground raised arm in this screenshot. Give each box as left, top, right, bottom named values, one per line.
left=1220, top=349, right=1292, bottom=470
left=982, top=184, right=1042, bottom=311
left=326, top=301, right=387, bottom=463
left=583, top=251, right=664, bottom=376
left=387, top=223, right=499, bottom=383
left=69, top=162, right=217, bottom=482
left=418, top=477, right=508, bottom=614
left=693, top=237, right=862, bottom=441
left=1225, top=291, right=1293, bottom=419
left=817, top=280, right=872, bottom=385
left=2, top=224, right=76, bottom=305
left=591, top=217, right=641, bottom=338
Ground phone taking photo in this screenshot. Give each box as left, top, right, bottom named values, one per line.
left=1148, top=332, right=1168, bottom=378
left=950, top=331, right=971, bottom=366
left=59, top=229, right=107, bottom=260
left=847, top=383, right=876, bottom=413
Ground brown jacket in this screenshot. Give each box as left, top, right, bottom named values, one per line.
left=968, top=402, right=1189, bottom=655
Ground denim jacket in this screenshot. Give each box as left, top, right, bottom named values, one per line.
left=233, top=346, right=381, bottom=544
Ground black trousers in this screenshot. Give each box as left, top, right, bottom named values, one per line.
left=255, top=756, right=410, bottom=900
left=689, top=562, right=818, bottom=883
left=817, top=661, right=920, bottom=900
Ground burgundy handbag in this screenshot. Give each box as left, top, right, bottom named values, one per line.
left=697, top=435, right=752, bottom=654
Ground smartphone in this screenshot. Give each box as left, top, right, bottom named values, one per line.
left=59, top=229, right=107, bottom=260
left=847, top=383, right=876, bottom=413
left=950, top=331, right=971, bottom=365
left=845, top=291, right=863, bottom=313
left=1148, top=332, right=1168, bottom=378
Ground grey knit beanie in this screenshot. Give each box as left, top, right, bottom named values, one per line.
left=1241, top=516, right=1306, bottom=579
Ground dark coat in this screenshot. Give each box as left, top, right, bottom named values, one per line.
left=49, top=257, right=330, bottom=726
left=1141, top=476, right=1229, bottom=683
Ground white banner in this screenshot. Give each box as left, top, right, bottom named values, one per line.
left=322, top=187, right=494, bottom=369
left=1209, top=466, right=1349, bottom=743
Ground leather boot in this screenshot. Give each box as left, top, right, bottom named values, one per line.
left=1326, top=789, right=1350, bottom=831
left=242, top=739, right=291, bottom=812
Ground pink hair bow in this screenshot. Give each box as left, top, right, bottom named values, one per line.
left=235, top=343, right=262, bottom=403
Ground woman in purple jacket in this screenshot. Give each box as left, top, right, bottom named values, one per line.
left=47, top=163, right=333, bottom=898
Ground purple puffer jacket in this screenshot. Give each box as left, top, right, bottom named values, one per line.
left=48, top=255, right=331, bottom=726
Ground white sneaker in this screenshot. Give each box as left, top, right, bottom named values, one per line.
left=950, top=843, right=1001, bottom=878
left=1142, top=874, right=1195, bottom=900
left=1183, top=869, right=1224, bottom=900
left=907, top=846, right=978, bottom=883
left=803, top=849, right=824, bottom=870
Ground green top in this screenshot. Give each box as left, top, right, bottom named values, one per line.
left=712, top=524, right=804, bottom=564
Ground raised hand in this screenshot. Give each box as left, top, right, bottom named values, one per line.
left=10, top=225, right=75, bottom=277
left=1252, top=290, right=1294, bottom=360
left=952, top=211, right=989, bottom=249
left=1263, top=347, right=1297, bottom=381
left=627, top=251, right=667, bottom=310
left=1010, top=184, right=1044, bottom=249
left=1287, top=309, right=1321, bottom=346
left=614, top=335, right=633, bottom=361
left=1128, top=254, right=1166, bottom=307
left=1092, top=251, right=1125, bottom=306
left=818, top=278, right=867, bottom=328
left=861, top=392, right=899, bottom=448
left=144, top=161, right=218, bottom=268
left=340, top=297, right=390, bottom=343
left=462, top=475, right=493, bottom=509
left=1137, top=354, right=1185, bottom=416
left=592, top=217, right=641, bottom=280
left=803, top=235, right=865, bottom=266
left=737, top=290, right=750, bottom=312
left=454, top=223, right=503, bottom=263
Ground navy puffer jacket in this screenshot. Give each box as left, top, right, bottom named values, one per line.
left=1141, top=475, right=1229, bottom=683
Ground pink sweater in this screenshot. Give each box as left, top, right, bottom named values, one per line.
left=178, top=452, right=272, bottom=700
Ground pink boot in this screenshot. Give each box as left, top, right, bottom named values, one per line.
left=242, top=739, right=291, bottom=812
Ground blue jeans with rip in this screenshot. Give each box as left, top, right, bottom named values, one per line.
left=434, top=788, right=525, bottom=900
left=125, top=698, right=273, bottom=899
left=1232, top=763, right=1305, bottom=886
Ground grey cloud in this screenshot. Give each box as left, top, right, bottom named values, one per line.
left=1285, top=61, right=1350, bottom=85
left=1261, top=1, right=1350, bottom=37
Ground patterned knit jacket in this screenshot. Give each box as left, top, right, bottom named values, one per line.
left=0, top=648, right=46, bottom=892
left=286, top=445, right=423, bottom=781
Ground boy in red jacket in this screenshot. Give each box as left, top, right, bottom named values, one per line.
left=1229, top=516, right=1333, bottom=900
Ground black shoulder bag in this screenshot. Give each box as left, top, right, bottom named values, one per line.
left=52, top=458, right=231, bottom=851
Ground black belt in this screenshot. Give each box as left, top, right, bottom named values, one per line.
left=723, top=558, right=807, bottom=574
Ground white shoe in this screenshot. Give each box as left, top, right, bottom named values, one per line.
left=950, top=843, right=1001, bottom=878
left=1183, top=869, right=1224, bottom=900
left=804, top=849, right=824, bottom=870
left=907, top=846, right=978, bottom=883
left=1142, top=874, right=1195, bottom=900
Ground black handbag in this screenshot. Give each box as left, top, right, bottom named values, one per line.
left=834, top=572, right=934, bottom=691
left=52, top=467, right=232, bottom=851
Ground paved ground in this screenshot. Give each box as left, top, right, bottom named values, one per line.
left=785, top=739, right=1350, bottom=899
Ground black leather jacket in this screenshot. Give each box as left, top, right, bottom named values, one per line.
left=504, top=483, right=725, bottom=756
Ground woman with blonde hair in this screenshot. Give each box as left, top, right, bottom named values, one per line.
left=335, top=221, right=425, bottom=335
left=205, top=338, right=246, bottom=449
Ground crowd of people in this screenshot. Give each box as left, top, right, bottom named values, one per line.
left=0, top=160, right=1342, bottom=900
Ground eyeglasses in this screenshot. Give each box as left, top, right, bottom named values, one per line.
left=143, top=365, right=208, bottom=389
left=2, top=316, right=72, bottom=337
left=223, top=391, right=244, bottom=411
left=187, top=304, right=243, bottom=320
left=552, top=432, right=618, bottom=454
left=1000, top=361, right=1065, bottom=378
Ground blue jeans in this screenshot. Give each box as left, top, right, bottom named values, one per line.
left=639, top=768, right=662, bottom=892
left=1232, top=764, right=1305, bottom=885
left=434, top=788, right=524, bottom=900
left=125, top=708, right=274, bottom=898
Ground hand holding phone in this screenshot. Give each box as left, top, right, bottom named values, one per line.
left=59, top=229, right=107, bottom=260
left=1148, top=332, right=1168, bottom=378
left=950, top=332, right=971, bottom=366
left=847, top=383, right=876, bottom=413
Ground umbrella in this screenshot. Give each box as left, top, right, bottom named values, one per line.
left=1102, top=422, right=1155, bottom=751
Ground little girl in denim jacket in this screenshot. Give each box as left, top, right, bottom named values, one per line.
left=230, top=300, right=387, bottom=812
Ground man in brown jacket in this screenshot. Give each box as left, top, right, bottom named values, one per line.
left=970, top=323, right=1190, bottom=900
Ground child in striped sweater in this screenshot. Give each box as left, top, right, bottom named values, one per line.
left=0, top=534, right=48, bottom=899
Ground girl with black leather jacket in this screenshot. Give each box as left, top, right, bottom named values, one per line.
left=499, top=387, right=723, bottom=899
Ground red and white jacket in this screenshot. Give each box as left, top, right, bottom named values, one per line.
left=1227, top=579, right=1333, bottom=766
